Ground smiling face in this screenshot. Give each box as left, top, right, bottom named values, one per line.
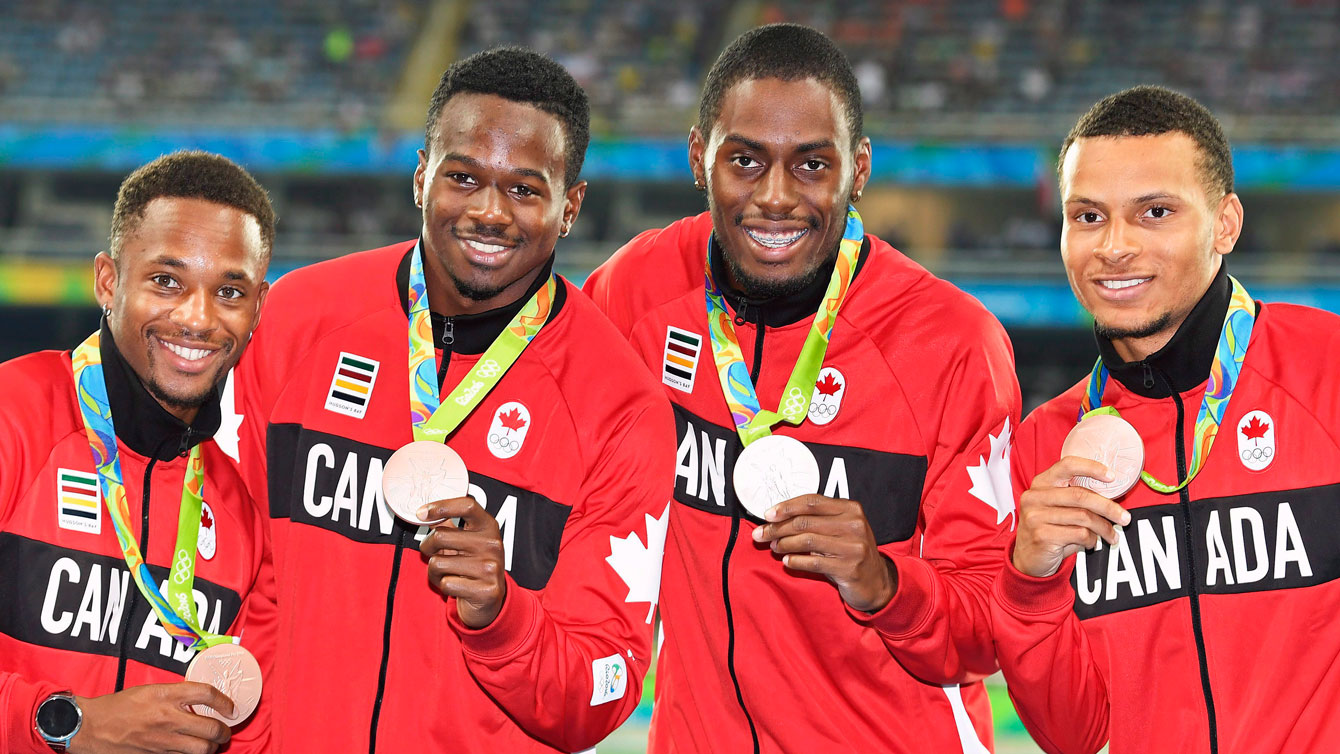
left=689, top=77, right=871, bottom=299
left=1060, top=132, right=1244, bottom=361
left=95, top=196, right=269, bottom=423
left=413, top=93, right=586, bottom=315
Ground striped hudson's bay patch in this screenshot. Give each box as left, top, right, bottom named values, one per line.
left=324, top=352, right=380, bottom=419
left=57, top=468, right=101, bottom=534
left=662, top=327, right=702, bottom=393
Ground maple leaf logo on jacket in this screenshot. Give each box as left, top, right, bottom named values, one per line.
left=808, top=367, right=846, bottom=426
left=197, top=501, right=217, bottom=560
left=1237, top=409, right=1276, bottom=472
left=487, top=401, right=531, bottom=460
left=966, top=417, right=1014, bottom=528
left=1242, top=415, right=1269, bottom=442
left=605, top=503, right=670, bottom=623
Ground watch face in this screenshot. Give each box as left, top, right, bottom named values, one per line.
left=37, top=696, right=80, bottom=739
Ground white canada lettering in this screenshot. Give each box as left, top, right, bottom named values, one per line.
left=40, top=557, right=79, bottom=635
left=823, top=457, right=850, bottom=499
left=1275, top=502, right=1313, bottom=579
left=1205, top=511, right=1235, bottom=587
left=674, top=431, right=698, bottom=498
left=303, top=443, right=336, bottom=518
left=1230, top=507, right=1269, bottom=584
left=1105, top=528, right=1143, bottom=601
left=1137, top=516, right=1181, bottom=594
left=37, top=560, right=139, bottom=645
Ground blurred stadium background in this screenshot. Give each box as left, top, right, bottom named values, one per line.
left=5, top=0, right=1339, bottom=750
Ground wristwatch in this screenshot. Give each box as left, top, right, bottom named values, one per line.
left=34, top=692, right=82, bottom=752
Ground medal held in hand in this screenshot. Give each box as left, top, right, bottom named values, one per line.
left=386, top=242, right=554, bottom=525
left=1060, top=410, right=1144, bottom=499
left=382, top=440, right=469, bottom=525
left=186, top=643, right=263, bottom=726
left=733, top=435, right=822, bottom=519
left=1076, top=275, right=1257, bottom=495
left=704, top=206, right=863, bottom=517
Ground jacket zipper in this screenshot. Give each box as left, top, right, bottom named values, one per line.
left=1153, top=366, right=1218, bottom=753
left=368, top=342, right=452, bottom=751
left=723, top=314, right=762, bottom=754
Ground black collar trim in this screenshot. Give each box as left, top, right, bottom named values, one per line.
left=707, top=234, right=872, bottom=327
left=98, top=323, right=221, bottom=461
left=1096, top=262, right=1231, bottom=399
left=395, top=242, right=565, bottom=355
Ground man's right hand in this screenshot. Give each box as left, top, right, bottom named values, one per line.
left=1013, top=455, right=1133, bottom=579
left=68, top=682, right=233, bottom=754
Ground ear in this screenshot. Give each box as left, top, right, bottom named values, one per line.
left=251, top=280, right=270, bottom=333
left=93, top=252, right=117, bottom=312
left=688, top=126, right=707, bottom=188
left=413, top=148, right=428, bottom=208
left=851, top=136, right=873, bottom=201
left=1213, top=192, right=1244, bottom=257
left=562, top=180, right=588, bottom=230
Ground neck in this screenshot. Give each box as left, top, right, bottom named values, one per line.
left=421, top=246, right=546, bottom=317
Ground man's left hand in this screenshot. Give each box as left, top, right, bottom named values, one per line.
left=751, top=494, right=897, bottom=613
left=418, top=496, right=508, bottom=628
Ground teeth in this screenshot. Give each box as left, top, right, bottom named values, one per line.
left=1100, top=278, right=1150, bottom=290
left=163, top=341, right=211, bottom=361
left=745, top=228, right=807, bottom=249
left=464, top=239, right=508, bottom=254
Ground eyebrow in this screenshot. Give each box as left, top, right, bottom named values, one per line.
left=1065, top=192, right=1181, bottom=207
left=721, top=134, right=837, bottom=155
left=149, top=255, right=251, bottom=282
left=440, top=152, right=550, bottom=186
left=796, top=139, right=836, bottom=153
left=721, top=134, right=766, bottom=151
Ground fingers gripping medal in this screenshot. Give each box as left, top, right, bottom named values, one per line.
left=186, top=644, right=263, bottom=726
left=1060, top=413, right=1144, bottom=499
left=733, top=434, right=822, bottom=519
left=382, top=441, right=469, bottom=525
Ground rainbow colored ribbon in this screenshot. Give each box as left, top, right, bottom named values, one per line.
left=704, top=207, right=863, bottom=446
left=1079, top=275, right=1257, bottom=494
left=405, top=242, right=556, bottom=442
left=71, top=332, right=232, bottom=651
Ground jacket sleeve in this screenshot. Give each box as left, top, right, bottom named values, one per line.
left=1, top=672, right=63, bottom=754
left=990, top=416, right=1110, bottom=754
left=450, top=397, right=676, bottom=752
left=847, top=314, right=1021, bottom=684
left=581, top=259, right=633, bottom=339
left=222, top=489, right=278, bottom=753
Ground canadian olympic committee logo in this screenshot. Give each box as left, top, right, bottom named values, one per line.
left=487, top=401, right=531, bottom=460
left=808, top=367, right=846, bottom=426
left=1237, top=409, right=1276, bottom=472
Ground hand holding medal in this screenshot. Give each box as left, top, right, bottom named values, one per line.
left=392, top=244, right=552, bottom=627
left=71, top=333, right=261, bottom=727
left=706, top=209, right=897, bottom=613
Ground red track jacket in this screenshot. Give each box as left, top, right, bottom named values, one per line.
left=993, top=267, right=1340, bottom=753
left=235, top=241, right=675, bottom=753
left=0, top=332, right=274, bottom=753
left=584, top=213, right=1021, bottom=753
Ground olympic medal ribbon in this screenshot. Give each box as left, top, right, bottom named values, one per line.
left=704, top=206, right=863, bottom=447
left=1078, top=275, right=1257, bottom=493
left=405, top=241, right=557, bottom=442
left=71, top=332, right=233, bottom=651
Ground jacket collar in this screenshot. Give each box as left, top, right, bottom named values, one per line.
left=1097, top=262, right=1231, bottom=399
left=707, top=233, right=871, bottom=327
left=396, top=242, right=563, bottom=355
left=98, top=323, right=221, bottom=461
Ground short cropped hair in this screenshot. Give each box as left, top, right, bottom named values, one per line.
left=110, top=150, right=275, bottom=259
left=425, top=47, right=590, bottom=188
left=699, top=23, right=863, bottom=149
left=1060, top=85, right=1234, bottom=200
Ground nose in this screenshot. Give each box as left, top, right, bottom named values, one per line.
left=1094, top=218, right=1140, bottom=263
left=466, top=184, right=513, bottom=231
left=753, top=164, right=800, bottom=218
left=169, top=288, right=213, bottom=335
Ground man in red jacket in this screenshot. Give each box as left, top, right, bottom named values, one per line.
left=0, top=151, right=276, bottom=753
left=993, top=85, right=1340, bottom=753
left=234, top=47, right=674, bottom=753
left=584, top=24, right=1020, bottom=753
